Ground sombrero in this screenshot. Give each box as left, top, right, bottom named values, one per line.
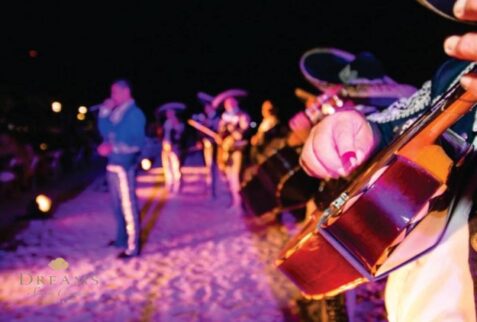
left=156, top=102, right=187, bottom=114
left=300, top=48, right=391, bottom=89
left=197, top=92, right=215, bottom=106
left=300, top=48, right=417, bottom=107
left=211, top=88, right=248, bottom=109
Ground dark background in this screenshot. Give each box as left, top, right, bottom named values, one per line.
left=0, top=0, right=470, bottom=122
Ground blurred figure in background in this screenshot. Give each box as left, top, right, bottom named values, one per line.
left=192, top=92, right=221, bottom=197
left=193, top=92, right=221, bottom=170
left=97, top=79, right=146, bottom=258
left=250, top=100, right=280, bottom=164
left=0, top=133, right=37, bottom=194
left=217, top=95, right=250, bottom=211
left=157, top=102, right=186, bottom=194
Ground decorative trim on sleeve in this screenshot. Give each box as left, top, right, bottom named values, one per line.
left=366, top=81, right=432, bottom=124
left=367, top=62, right=476, bottom=126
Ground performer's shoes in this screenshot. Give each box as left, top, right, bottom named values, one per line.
left=117, top=241, right=141, bottom=259
left=117, top=250, right=140, bottom=259
left=172, top=182, right=181, bottom=194
left=106, top=240, right=124, bottom=248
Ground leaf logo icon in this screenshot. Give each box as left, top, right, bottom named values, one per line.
left=48, top=257, right=69, bottom=271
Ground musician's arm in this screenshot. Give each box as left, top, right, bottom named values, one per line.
left=218, top=118, right=226, bottom=137
left=96, top=113, right=114, bottom=156
left=366, top=81, right=433, bottom=152
left=232, top=113, right=251, bottom=140
left=300, top=83, right=432, bottom=179
left=97, top=115, right=110, bottom=141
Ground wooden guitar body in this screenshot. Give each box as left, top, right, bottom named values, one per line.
left=277, top=77, right=477, bottom=298
left=277, top=147, right=450, bottom=298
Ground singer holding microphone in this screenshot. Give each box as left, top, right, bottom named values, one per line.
left=96, top=79, right=146, bottom=259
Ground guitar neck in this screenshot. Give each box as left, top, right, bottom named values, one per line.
left=345, top=78, right=477, bottom=197
left=187, top=119, right=221, bottom=142
left=400, top=89, right=476, bottom=157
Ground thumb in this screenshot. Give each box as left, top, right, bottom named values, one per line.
left=461, top=74, right=477, bottom=96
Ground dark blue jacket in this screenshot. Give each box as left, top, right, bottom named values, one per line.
left=98, top=102, right=146, bottom=169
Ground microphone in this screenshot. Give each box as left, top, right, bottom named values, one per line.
left=89, top=104, right=104, bottom=112
left=90, top=99, right=117, bottom=114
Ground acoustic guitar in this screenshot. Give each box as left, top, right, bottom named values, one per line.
left=277, top=68, right=477, bottom=299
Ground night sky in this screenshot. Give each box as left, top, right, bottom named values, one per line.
left=0, top=0, right=470, bottom=121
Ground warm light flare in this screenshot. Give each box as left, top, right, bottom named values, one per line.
left=51, top=101, right=62, bottom=113
left=35, top=194, right=52, bottom=213
left=321, top=103, right=336, bottom=115
left=141, top=158, right=152, bottom=171
left=78, top=106, right=88, bottom=114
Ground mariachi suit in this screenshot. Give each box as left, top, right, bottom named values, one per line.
left=98, top=101, right=146, bottom=256
left=250, top=115, right=281, bottom=165
left=192, top=111, right=221, bottom=197
left=193, top=110, right=220, bottom=169
left=161, top=119, right=184, bottom=193
left=366, top=60, right=477, bottom=321
left=218, top=109, right=250, bottom=208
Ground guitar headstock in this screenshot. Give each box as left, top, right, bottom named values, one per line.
left=305, top=87, right=346, bottom=122
left=319, top=95, right=345, bottom=116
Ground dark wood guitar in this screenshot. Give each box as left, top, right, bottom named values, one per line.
left=277, top=70, right=477, bottom=299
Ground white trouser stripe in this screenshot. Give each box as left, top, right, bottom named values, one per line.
left=107, top=165, right=137, bottom=253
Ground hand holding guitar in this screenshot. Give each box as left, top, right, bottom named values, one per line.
left=300, top=110, right=376, bottom=180
left=444, top=0, right=477, bottom=93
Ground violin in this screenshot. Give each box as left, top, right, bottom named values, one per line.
left=277, top=67, right=477, bottom=299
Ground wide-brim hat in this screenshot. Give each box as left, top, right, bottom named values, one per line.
left=300, top=48, right=389, bottom=89
left=300, top=48, right=356, bottom=90
left=211, top=88, right=248, bottom=109
left=156, top=102, right=187, bottom=114
left=300, top=47, right=417, bottom=107
left=197, top=92, right=215, bottom=106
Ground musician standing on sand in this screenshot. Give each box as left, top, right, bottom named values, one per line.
left=250, top=100, right=280, bottom=164
left=192, top=92, right=221, bottom=197
left=217, top=95, right=250, bottom=212
left=97, top=79, right=146, bottom=259
left=157, top=102, right=186, bottom=194
left=300, top=1, right=477, bottom=319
